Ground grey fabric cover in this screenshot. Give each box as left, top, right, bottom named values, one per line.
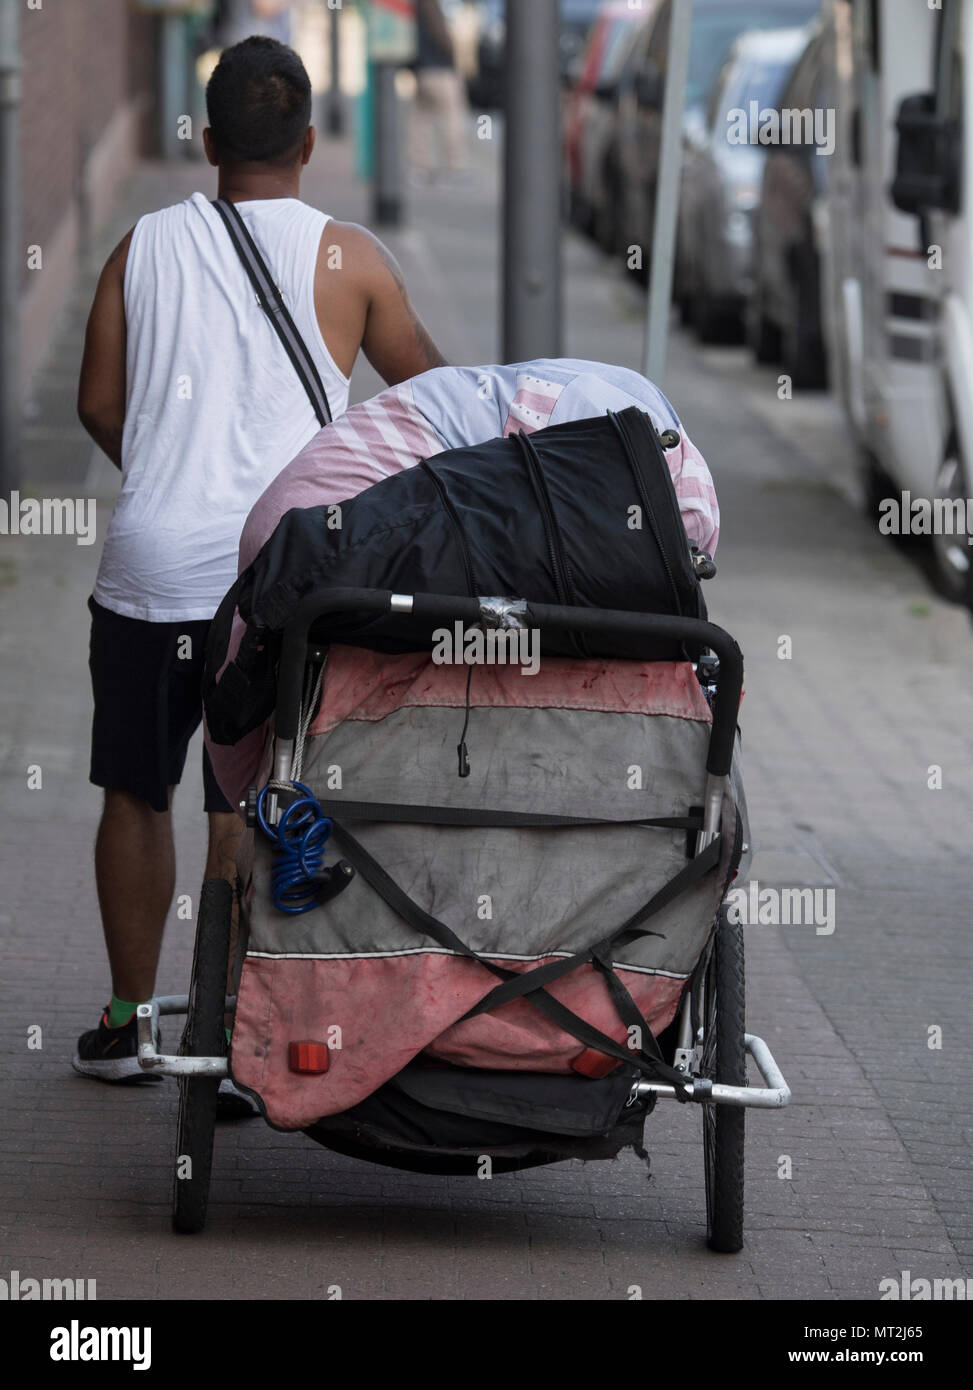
left=245, top=702, right=742, bottom=980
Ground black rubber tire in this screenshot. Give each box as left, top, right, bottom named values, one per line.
left=593, top=161, right=621, bottom=256
left=692, top=289, right=743, bottom=345
left=860, top=448, right=893, bottom=526
left=566, top=188, right=591, bottom=235
left=748, top=300, right=782, bottom=365
left=932, top=434, right=973, bottom=607
left=701, top=905, right=746, bottom=1253
left=783, top=240, right=828, bottom=390
left=171, top=877, right=233, bottom=1235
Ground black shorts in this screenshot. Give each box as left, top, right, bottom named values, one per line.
left=88, top=595, right=234, bottom=814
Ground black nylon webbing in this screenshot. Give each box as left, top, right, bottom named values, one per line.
left=460, top=837, right=721, bottom=1018
left=327, top=819, right=720, bottom=1092
left=317, top=799, right=702, bottom=832
left=212, top=198, right=332, bottom=428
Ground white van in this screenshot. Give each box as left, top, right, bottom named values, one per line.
left=822, top=0, right=971, bottom=602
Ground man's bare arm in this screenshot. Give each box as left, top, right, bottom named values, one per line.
left=366, top=236, right=450, bottom=383
left=78, top=230, right=132, bottom=469
left=319, top=222, right=449, bottom=386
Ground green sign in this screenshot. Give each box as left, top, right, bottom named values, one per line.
left=365, top=0, right=417, bottom=64
left=131, top=1, right=213, bottom=15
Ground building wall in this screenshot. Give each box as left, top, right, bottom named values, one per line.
left=18, top=0, right=157, bottom=388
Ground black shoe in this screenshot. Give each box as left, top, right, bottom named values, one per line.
left=216, top=1077, right=261, bottom=1119
left=72, top=1007, right=163, bottom=1084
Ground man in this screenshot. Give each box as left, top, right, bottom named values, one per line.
left=410, top=0, right=469, bottom=182
left=73, top=36, right=447, bottom=1082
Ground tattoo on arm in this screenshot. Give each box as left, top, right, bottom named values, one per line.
left=377, top=242, right=449, bottom=370
left=407, top=307, right=449, bottom=371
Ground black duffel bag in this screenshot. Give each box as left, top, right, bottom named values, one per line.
left=204, top=407, right=708, bottom=746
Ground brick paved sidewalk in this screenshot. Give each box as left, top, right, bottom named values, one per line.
left=1, top=133, right=969, bottom=1301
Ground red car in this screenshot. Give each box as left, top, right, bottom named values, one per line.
left=563, top=1, right=647, bottom=235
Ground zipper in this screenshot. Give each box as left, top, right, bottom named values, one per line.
left=421, top=460, right=478, bottom=596
left=516, top=432, right=571, bottom=605
left=608, top=410, right=684, bottom=616
left=515, top=432, right=589, bottom=656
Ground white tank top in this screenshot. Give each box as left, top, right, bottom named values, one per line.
left=93, top=192, right=350, bottom=622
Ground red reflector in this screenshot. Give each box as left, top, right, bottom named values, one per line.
left=570, top=1048, right=619, bottom=1079
left=289, top=1040, right=331, bottom=1074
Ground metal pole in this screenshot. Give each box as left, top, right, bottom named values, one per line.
left=502, top=0, right=562, bottom=361
left=642, top=0, right=693, bottom=383
left=372, top=61, right=403, bottom=226
left=326, top=1, right=344, bottom=137
left=159, top=14, right=186, bottom=161
left=0, top=0, right=22, bottom=495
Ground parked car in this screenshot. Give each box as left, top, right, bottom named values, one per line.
left=614, top=0, right=821, bottom=280
left=559, top=0, right=609, bottom=75
left=563, top=2, right=650, bottom=237
left=676, top=26, right=809, bottom=342
left=469, top=0, right=602, bottom=111
left=824, top=0, right=971, bottom=604
left=748, top=25, right=830, bottom=387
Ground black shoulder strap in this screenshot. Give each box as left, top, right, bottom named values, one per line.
left=211, top=197, right=332, bottom=429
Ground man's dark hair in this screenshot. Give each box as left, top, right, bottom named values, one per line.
left=206, top=36, right=312, bottom=165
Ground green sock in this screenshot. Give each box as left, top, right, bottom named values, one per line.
left=107, top=995, right=144, bottom=1029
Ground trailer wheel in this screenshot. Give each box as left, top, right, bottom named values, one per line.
left=172, top=878, right=233, bottom=1235
left=700, top=904, right=746, bottom=1253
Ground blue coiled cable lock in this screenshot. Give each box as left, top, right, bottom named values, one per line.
left=255, top=782, right=355, bottom=915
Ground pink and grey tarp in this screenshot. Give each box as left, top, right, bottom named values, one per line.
left=212, top=358, right=739, bottom=1130
left=229, top=646, right=746, bottom=1129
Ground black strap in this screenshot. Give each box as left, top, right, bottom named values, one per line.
left=327, top=818, right=720, bottom=1092
left=460, top=837, right=721, bottom=1019
left=212, top=197, right=332, bottom=428
left=317, top=799, right=702, bottom=832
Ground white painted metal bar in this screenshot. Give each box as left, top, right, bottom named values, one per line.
left=631, top=1033, right=791, bottom=1108
left=136, top=1000, right=228, bottom=1078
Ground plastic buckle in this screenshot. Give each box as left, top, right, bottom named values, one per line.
left=312, top=861, right=355, bottom=905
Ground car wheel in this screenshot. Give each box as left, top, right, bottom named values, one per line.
left=693, top=289, right=741, bottom=344
left=747, top=296, right=782, bottom=364
left=860, top=448, right=895, bottom=527
left=932, top=435, right=972, bottom=607
left=624, top=187, right=649, bottom=284
left=783, top=243, right=828, bottom=389
left=594, top=166, right=621, bottom=257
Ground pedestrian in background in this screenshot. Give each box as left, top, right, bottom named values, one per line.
left=410, top=0, right=469, bottom=184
